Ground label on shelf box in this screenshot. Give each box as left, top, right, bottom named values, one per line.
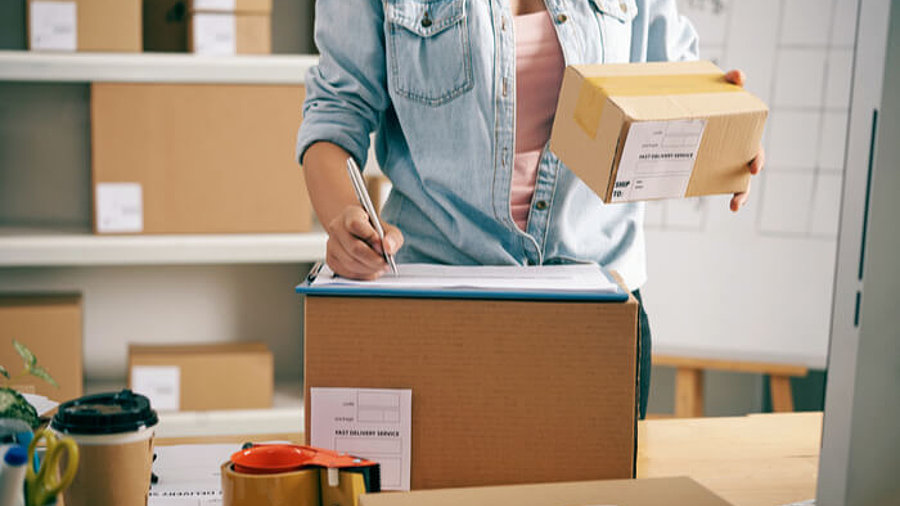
left=192, top=13, right=237, bottom=55
left=96, top=182, right=143, bottom=233
left=193, top=0, right=237, bottom=11
left=29, top=1, right=77, bottom=51
left=131, top=365, right=181, bottom=411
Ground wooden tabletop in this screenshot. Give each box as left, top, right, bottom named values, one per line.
left=638, top=412, right=822, bottom=505
left=156, top=411, right=823, bottom=506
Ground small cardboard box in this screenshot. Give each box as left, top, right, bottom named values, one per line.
left=0, top=294, right=83, bottom=403
left=144, top=0, right=270, bottom=54
left=304, top=291, right=638, bottom=489
left=27, top=0, right=141, bottom=52
left=550, top=60, right=768, bottom=203
left=91, top=82, right=312, bottom=234
left=359, top=477, right=731, bottom=506
left=128, top=342, right=273, bottom=411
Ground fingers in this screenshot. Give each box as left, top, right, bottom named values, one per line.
left=749, top=145, right=766, bottom=175
left=725, top=69, right=745, bottom=87
left=730, top=180, right=752, bottom=212
left=382, top=224, right=404, bottom=255
left=326, top=206, right=390, bottom=279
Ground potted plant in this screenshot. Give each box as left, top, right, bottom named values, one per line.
left=0, top=340, right=58, bottom=429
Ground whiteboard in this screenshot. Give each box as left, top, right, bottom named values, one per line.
left=641, top=0, right=860, bottom=369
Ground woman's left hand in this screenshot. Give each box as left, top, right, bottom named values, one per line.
left=724, top=69, right=766, bottom=212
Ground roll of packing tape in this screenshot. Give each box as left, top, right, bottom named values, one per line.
left=221, top=461, right=320, bottom=506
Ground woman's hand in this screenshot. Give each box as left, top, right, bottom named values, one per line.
left=325, top=205, right=404, bottom=280
left=724, top=69, right=766, bottom=212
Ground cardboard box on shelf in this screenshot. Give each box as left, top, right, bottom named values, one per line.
left=128, top=342, right=273, bottom=411
left=359, top=477, right=731, bottom=506
left=91, top=82, right=312, bottom=234
left=0, top=294, right=83, bottom=403
left=144, top=0, right=271, bottom=54
left=549, top=60, right=768, bottom=203
left=303, top=289, right=639, bottom=490
left=27, top=0, right=141, bottom=52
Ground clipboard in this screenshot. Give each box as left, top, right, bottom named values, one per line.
left=296, top=262, right=629, bottom=302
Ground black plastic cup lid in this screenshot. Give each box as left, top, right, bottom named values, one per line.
left=51, top=390, right=159, bottom=435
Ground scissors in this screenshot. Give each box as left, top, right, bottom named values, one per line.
left=25, top=428, right=79, bottom=506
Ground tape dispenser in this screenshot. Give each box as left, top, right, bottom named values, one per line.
left=221, top=443, right=380, bottom=506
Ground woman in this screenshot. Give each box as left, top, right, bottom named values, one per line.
left=296, top=0, right=764, bottom=418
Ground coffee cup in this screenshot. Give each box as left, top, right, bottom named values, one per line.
left=50, top=389, right=158, bottom=506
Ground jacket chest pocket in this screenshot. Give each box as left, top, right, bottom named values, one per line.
left=589, top=0, right=638, bottom=63
left=386, top=0, right=474, bottom=106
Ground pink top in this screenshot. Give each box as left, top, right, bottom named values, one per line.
left=511, top=10, right=565, bottom=231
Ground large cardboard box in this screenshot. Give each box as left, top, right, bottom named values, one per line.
left=128, top=342, right=273, bottom=411
left=0, top=294, right=83, bottom=403
left=144, top=0, right=270, bottom=54
left=550, top=60, right=768, bottom=203
left=91, top=83, right=312, bottom=234
left=304, top=292, right=639, bottom=489
left=359, top=477, right=731, bottom=506
left=27, top=0, right=141, bottom=52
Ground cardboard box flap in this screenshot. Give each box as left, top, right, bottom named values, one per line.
left=618, top=92, right=769, bottom=121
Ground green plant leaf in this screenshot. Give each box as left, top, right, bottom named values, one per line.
left=0, top=365, right=8, bottom=379
left=13, top=340, right=37, bottom=368
left=30, top=365, right=58, bottom=388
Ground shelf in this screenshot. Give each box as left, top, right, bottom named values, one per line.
left=0, top=229, right=327, bottom=267
left=0, top=50, right=318, bottom=84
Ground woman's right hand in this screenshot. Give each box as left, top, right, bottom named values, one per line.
left=325, top=205, right=404, bottom=280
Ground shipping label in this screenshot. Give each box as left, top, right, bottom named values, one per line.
left=29, top=1, right=77, bottom=51
left=611, top=119, right=706, bottom=202
left=96, top=182, right=143, bottom=233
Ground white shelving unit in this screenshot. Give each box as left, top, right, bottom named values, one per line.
left=0, top=50, right=325, bottom=268
left=0, top=50, right=317, bottom=84
left=0, top=51, right=324, bottom=395
left=0, top=230, right=327, bottom=267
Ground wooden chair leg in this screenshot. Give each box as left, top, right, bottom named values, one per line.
left=770, top=375, right=794, bottom=412
left=675, top=367, right=704, bottom=418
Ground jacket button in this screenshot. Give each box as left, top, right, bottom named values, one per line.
left=535, top=200, right=549, bottom=210
left=556, top=13, right=568, bottom=23
left=421, top=15, right=432, bottom=28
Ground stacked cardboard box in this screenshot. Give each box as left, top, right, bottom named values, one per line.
left=90, top=82, right=312, bottom=234
left=128, top=342, right=273, bottom=411
left=304, top=289, right=639, bottom=489
left=27, top=0, right=141, bottom=52
left=143, top=0, right=271, bottom=54
left=0, top=294, right=83, bottom=403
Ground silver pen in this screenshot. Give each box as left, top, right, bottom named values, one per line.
left=346, top=157, right=399, bottom=275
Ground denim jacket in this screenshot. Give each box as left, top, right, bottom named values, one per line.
left=296, top=0, right=698, bottom=289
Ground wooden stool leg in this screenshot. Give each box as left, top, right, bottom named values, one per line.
left=770, top=375, right=794, bottom=412
left=675, top=367, right=704, bottom=418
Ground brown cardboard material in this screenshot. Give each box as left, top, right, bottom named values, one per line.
left=0, top=294, right=83, bottom=403
left=549, top=60, right=768, bottom=203
left=91, top=83, right=312, bottom=234
left=27, top=0, right=141, bottom=52
left=304, top=291, right=639, bottom=490
left=359, top=477, right=732, bottom=506
left=128, top=342, right=273, bottom=411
